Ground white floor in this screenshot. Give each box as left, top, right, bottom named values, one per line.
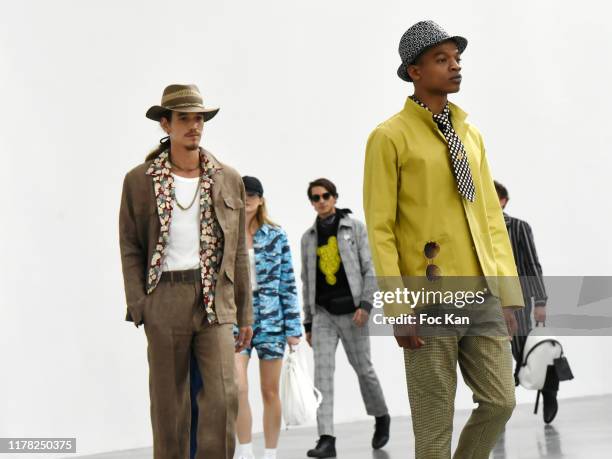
left=76, top=395, right=612, bottom=458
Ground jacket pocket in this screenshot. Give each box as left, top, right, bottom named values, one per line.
left=220, top=268, right=237, bottom=317
left=223, top=196, right=244, bottom=210
left=337, top=228, right=359, bottom=264
left=220, top=196, right=243, bottom=235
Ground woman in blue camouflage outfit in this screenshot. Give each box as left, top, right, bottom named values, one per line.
left=190, top=175, right=302, bottom=459
left=234, top=176, right=301, bottom=459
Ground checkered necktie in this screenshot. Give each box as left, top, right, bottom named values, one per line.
left=411, top=96, right=476, bottom=202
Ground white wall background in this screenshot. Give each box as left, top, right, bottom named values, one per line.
left=1, top=0, right=611, bottom=456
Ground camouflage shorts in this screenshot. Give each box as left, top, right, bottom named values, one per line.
left=240, top=340, right=286, bottom=360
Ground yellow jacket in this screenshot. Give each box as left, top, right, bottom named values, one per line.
left=363, top=97, right=523, bottom=315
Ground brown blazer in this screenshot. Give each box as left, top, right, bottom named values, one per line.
left=119, top=149, right=253, bottom=327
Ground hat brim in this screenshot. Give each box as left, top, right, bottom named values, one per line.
left=397, top=36, right=468, bottom=82
left=146, top=105, right=220, bottom=122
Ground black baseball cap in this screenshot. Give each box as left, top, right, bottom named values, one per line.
left=242, top=176, right=264, bottom=197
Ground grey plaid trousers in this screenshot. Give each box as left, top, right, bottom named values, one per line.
left=312, top=306, right=388, bottom=436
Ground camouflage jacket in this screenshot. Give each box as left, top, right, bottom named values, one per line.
left=251, top=224, right=302, bottom=339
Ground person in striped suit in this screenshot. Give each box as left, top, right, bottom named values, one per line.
left=494, top=181, right=548, bottom=363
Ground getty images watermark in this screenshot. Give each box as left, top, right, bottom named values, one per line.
left=371, top=287, right=489, bottom=326
left=363, top=276, right=612, bottom=337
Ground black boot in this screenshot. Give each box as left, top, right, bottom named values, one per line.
left=542, top=390, right=559, bottom=424
left=542, top=365, right=560, bottom=424
left=371, top=414, right=391, bottom=449
left=307, top=435, right=336, bottom=458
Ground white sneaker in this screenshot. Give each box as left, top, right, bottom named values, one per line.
left=236, top=441, right=255, bottom=459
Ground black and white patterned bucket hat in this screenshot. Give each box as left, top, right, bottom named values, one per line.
left=397, top=20, right=468, bottom=82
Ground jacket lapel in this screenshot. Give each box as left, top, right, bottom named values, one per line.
left=146, top=150, right=174, bottom=231
left=144, top=149, right=174, bottom=291
left=201, top=148, right=225, bottom=230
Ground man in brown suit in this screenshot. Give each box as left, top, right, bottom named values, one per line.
left=119, top=84, right=253, bottom=459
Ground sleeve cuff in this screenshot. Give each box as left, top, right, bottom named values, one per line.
left=358, top=301, right=373, bottom=313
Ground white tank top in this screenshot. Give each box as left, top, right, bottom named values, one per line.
left=163, top=174, right=200, bottom=271
left=249, top=248, right=258, bottom=291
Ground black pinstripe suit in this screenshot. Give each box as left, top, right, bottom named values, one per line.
left=503, top=212, right=548, bottom=362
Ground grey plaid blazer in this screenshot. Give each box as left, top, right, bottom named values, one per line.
left=300, top=213, right=377, bottom=326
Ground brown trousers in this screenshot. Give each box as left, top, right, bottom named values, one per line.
left=143, top=277, right=237, bottom=459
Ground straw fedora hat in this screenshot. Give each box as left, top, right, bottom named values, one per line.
left=145, top=84, right=219, bottom=122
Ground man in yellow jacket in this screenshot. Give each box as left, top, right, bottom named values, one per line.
left=363, top=21, right=523, bottom=459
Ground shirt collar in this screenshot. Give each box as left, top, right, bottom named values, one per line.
left=146, top=147, right=222, bottom=178
left=403, top=96, right=469, bottom=129
left=252, top=224, right=271, bottom=248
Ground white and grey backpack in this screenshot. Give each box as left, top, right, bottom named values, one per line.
left=514, top=326, right=574, bottom=423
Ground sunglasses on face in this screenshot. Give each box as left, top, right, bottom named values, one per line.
left=310, top=192, right=332, bottom=203
left=246, top=192, right=261, bottom=198
left=424, top=241, right=441, bottom=282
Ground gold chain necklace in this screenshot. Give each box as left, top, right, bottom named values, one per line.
left=175, top=177, right=201, bottom=211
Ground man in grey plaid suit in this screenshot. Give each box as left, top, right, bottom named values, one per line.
left=300, top=178, right=390, bottom=458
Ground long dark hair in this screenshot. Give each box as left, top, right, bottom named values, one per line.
left=145, top=111, right=172, bottom=161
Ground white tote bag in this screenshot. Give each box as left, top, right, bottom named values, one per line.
left=280, top=345, right=322, bottom=426
left=517, top=324, right=564, bottom=391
